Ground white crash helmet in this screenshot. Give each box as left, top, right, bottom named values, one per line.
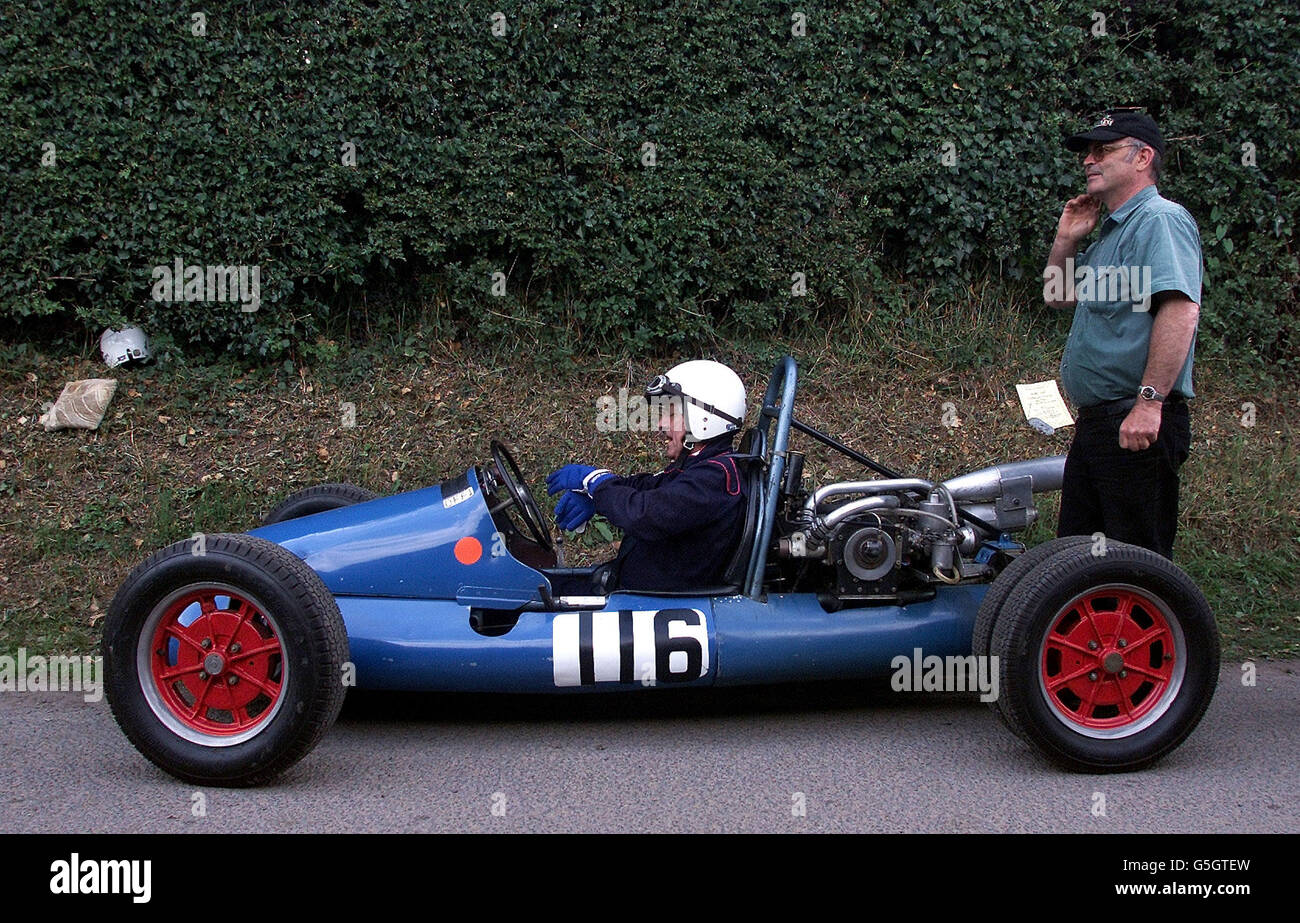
left=100, top=326, right=150, bottom=368
left=646, top=359, right=746, bottom=443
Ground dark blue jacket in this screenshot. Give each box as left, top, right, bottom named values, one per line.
left=591, top=437, right=749, bottom=591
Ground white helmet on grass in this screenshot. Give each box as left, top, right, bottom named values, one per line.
left=100, top=326, right=150, bottom=368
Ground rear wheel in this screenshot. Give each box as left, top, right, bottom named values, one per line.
left=103, top=533, right=348, bottom=786
left=973, top=536, right=1095, bottom=661
left=263, top=483, right=378, bottom=526
left=989, top=540, right=1219, bottom=772
left=973, top=536, right=1094, bottom=741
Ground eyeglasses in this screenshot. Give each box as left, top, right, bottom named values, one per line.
left=1080, top=140, right=1141, bottom=162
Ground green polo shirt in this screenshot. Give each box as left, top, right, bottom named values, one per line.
left=1059, top=185, right=1203, bottom=408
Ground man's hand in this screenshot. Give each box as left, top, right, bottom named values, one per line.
left=1119, top=400, right=1163, bottom=450
left=1044, top=195, right=1102, bottom=308
left=1056, top=194, right=1100, bottom=243
left=546, top=463, right=614, bottom=496
left=554, top=491, right=596, bottom=531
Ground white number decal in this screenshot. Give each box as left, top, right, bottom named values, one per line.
left=442, top=486, right=473, bottom=508
left=552, top=609, right=709, bottom=687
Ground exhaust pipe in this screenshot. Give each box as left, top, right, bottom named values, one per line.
left=942, top=456, right=1066, bottom=503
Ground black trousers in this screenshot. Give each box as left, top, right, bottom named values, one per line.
left=1057, top=399, right=1191, bottom=560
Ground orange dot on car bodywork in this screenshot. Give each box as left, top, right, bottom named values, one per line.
left=454, top=536, right=483, bottom=565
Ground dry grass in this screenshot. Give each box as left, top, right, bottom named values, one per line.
left=2, top=295, right=1294, bottom=660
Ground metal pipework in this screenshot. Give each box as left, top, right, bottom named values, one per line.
left=941, top=456, right=1066, bottom=502
left=804, top=478, right=935, bottom=515
left=889, top=506, right=962, bottom=532
left=810, top=495, right=900, bottom=542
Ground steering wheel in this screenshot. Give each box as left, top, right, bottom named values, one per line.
left=489, top=440, right=554, bottom=553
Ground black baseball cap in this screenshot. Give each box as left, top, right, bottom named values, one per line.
left=1065, top=108, right=1166, bottom=156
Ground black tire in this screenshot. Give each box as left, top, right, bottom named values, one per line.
left=975, top=537, right=1096, bottom=744
left=973, top=536, right=1096, bottom=661
left=262, top=483, right=378, bottom=526
left=103, top=533, right=349, bottom=786
left=989, top=540, right=1219, bottom=772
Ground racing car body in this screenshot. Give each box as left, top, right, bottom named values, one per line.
left=103, top=357, right=1220, bottom=785
left=248, top=463, right=992, bottom=694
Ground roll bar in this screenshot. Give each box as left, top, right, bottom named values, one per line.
left=745, top=356, right=797, bottom=597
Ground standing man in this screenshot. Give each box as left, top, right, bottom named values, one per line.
left=1044, top=109, right=1203, bottom=559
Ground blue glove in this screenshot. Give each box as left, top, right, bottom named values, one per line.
left=554, top=490, right=596, bottom=532
left=546, top=463, right=614, bottom=496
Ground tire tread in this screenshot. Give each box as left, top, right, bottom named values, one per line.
left=989, top=540, right=1219, bottom=772
left=103, top=533, right=348, bottom=786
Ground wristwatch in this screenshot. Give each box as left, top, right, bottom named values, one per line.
left=1138, top=385, right=1165, bottom=402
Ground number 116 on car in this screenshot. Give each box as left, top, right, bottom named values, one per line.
left=552, top=608, right=710, bottom=687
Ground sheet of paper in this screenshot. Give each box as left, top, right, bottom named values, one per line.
left=1016, top=380, right=1074, bottom=429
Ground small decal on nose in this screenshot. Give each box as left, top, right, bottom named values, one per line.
left=454, top=536, right=483, bottom=565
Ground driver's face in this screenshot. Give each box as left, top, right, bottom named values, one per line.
left=658, top=399, right=688, bottom=462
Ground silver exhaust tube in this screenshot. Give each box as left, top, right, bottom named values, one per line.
left=942, top=456, right=1066, bottom=503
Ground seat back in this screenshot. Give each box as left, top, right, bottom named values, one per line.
left=720, top=428, right=768, bottom=591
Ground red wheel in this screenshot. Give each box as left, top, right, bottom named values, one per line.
left=989, top=540, right=1218, bottom=772
left=1037, top=584, right=1184, bottom=737
left=142, top=584, right=288, bottom=744
left=105, top=534, right=348, bottom=786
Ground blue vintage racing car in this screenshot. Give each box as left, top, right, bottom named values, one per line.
left=102, top=357, right=1220, bottom=785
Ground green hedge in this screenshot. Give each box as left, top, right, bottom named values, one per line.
left=2, top=0, right=1296, bottom=362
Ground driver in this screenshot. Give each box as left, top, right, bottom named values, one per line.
left=546, top=360, right=749, bottom=593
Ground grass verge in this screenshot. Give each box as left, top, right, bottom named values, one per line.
left=1, top=288, right=1294, bottom=661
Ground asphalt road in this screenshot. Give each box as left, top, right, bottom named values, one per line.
left=2, top=662, right=1296, bottom=834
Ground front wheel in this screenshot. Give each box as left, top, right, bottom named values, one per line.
left=989, top=540, right=1219, bottom=772
left=103, top=533, right=349, bottom=786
